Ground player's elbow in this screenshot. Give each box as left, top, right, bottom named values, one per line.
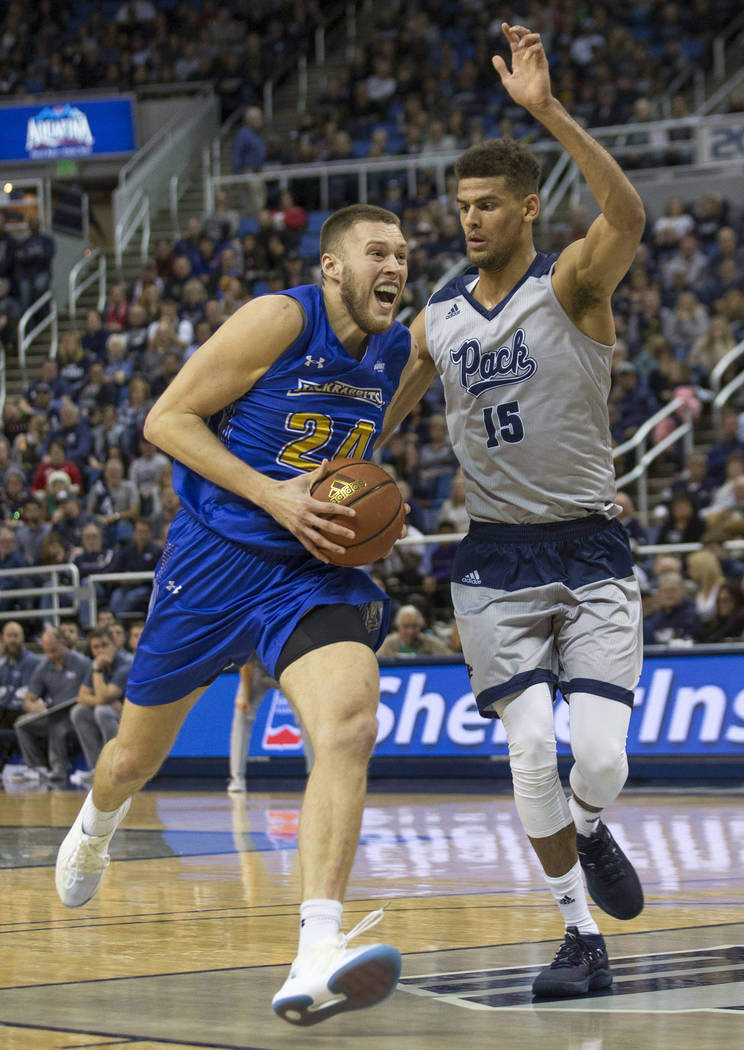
left=618, top=191, right=645, bottom=238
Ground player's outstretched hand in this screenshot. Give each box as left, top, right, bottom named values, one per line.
left=492, top=22, right=552, bottom=112
left=265, top=460, right=356, bottom=564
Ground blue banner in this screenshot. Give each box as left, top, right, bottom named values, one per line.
left=0, top=98, right=135, bottom=162
left=169, top=652, right=744, bottom=760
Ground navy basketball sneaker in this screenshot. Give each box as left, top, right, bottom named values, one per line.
left=577, top=820, right=644, bottom=920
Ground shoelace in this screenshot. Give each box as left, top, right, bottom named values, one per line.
left=580, top=827, right=624, bottom=881
left=64, top=836, right=110, bottom=888
left=338, top=907, right=386, bottom=948
left=551, top=932, right=601, bottom=970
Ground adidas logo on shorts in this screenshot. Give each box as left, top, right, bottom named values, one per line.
left=461, top=570, right=482, bottom=585
left=445, top=303, right=460, bottom=319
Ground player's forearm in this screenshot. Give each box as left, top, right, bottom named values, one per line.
left=144, top=408, right=275, bottom=509
left=531, top=98, right=645, bottom=234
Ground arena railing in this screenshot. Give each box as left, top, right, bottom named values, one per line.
left=17, top=290, right=58, bottom=370
left=0, top=564, right=80, bottom=626
left=68, top=248, right=106, bottom=321
left=710, top=339, right=744, bottom=428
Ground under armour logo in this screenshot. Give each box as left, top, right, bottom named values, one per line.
left=373, top=360, right=385, bottom=373
left=445, top=303, right=460, bottom=319
left=304, top=355, right=325, bottom=368
left=166, top=580, right=182, bottom=594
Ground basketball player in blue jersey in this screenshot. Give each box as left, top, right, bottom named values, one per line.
left=384, top=24, right=646, bottom=997
left=55, top=204, right=411, bottom=1026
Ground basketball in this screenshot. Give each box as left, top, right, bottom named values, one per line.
left=311, top=458, right=404, bottom=566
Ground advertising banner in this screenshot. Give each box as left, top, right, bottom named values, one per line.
left=0, top=98, right=135, bottom=163
left=169, top=652, right=744, bottom=760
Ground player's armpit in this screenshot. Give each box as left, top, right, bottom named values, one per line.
left=377, top=309, right=437, bottom=446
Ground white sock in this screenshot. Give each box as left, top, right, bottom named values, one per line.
left=544, top=860, right=599, bottom=935
left=81, top=791, right=126, bottom=837
left=298, top=898, right=343, bottom=953
left=229, top=709, right=253, bottom=782
left=569, top=796, right=602, bottom=838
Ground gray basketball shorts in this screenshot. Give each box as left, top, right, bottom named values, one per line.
left=451, top=516, right=643, bottom=717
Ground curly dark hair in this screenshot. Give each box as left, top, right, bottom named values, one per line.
left=454, top=138, right=541, bottom=197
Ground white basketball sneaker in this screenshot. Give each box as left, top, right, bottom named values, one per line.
left=55, top=795, right=131, bottom=907
left=272, top=908, right=401, bottom=1026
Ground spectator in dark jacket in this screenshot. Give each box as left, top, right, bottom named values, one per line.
left=14, top=216, right=55, bottom=311
left=643, top=571, right=703, bottom=645
left=108, top=518, right=161, bottom=617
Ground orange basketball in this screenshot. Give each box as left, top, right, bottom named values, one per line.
left=310, top=458, right=404, bottom=567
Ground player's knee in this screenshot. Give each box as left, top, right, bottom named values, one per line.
left=510, top=761, right=571, bottom=839
left=570, top=747, right=628, bottom=807
left=506, top=723, right=556, bottom=770
left=313, top=708, right=378, bottom=764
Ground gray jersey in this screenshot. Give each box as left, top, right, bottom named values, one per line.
left=425, top=253, right=618, bottom=525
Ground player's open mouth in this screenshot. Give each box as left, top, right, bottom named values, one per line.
left=374, top=283, right=398, bottom=307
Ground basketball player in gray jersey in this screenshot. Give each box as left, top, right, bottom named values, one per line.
left=384, top=23, right=645, bottom=997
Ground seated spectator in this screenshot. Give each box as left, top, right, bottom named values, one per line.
left=436, top=468, right=469, bottom=533
left=14, top=216, right=55, bottom=312
left=90, top=403, right=128, bottom=471
left=124, top=301, right=151, bottom=361
left=148, top=482, right=181, bottom=540
left=661, top=290, right=709, bottom=355
left=610, top=362, right=659, bottom=445
left=78, top=362, right=120, bottom=416
left=705, top=408, right=744, bottom=489
left=43, top=470, right=77, bottom=521
left=103, top=333, right=134, bottom=393
left=162, top=254, right=193, bottom=305
left=81, top=308, right=109, bottom=361
left=26, top=358, right=68, bottom=411
left=56, top=332, right=90, bottom=399
left=0, top=276, right=20, bottom=353
left=660, top=451, right=714, bottom=514
left=3, top=468, right=29, bottom=524
left=129, top=437, right=170, bottom=518
left=0, top=620, right=42, bottom=770
left=655, top=491, right=706, bottom=545
left=142, top=322, right=183, bottom=386
left=697, top=580, right=744, bottom=643
left=108, top=517, right=161, bottom=618
left=86, top=457, right=140, bottom=543
left=12, top=412, right=51, bottom=478
left=46, top=399, right=92, bottom=475
left=147, top=299, right=191, bottom=349
left=661, top=232, right=707, bottom=290
left=376, top=604, right=450, bottom=659
left=12, top=627, right=90, bottom=785
left=412, top=412, right=459, bottom=511
left=70, top=627, right=133, bottom=785
left=615, top=491, right=650, bottom=545
left=51, top=493, right=96, bottom=557
left=686, top=549, right=725, bottom=623
left=704, top=451, right=744, bottom=518
left=0, top=525, right=30, bottom=613
left=150, top=350, right=182, bottom=399
left=202, top=189, right=239, bottom=246
left=118, top=375, right=153, bottom=457
left=31, top=436, right=84, bottom=497
left=73, top=522, right=114, bottom=628
left=688, top=315, right=737, bottom=386
left=104, top=282, right=129, bottom=331
left=14, top=497, right=51, bottom=564
left=643, top=571, right=703, bottom=646
left=37, top=530, right=75, bottom=620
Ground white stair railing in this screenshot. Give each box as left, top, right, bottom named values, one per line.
left=17, top=290, right=58, bottom=369
left=68, top=248, right=106, bottom=320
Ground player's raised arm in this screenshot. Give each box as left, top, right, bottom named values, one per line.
left=493, top=22, right=645, bottom=317
left=144, top=295, right=355, bottom=562
left=377, top=307, right=437, bottom=447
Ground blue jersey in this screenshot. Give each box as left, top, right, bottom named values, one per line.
left=173, top=284, right=411, bottom=552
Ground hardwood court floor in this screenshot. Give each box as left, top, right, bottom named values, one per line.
left=0, top=785, right=743, bottom=1049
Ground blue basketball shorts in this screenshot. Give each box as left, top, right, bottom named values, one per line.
left=126, top=511, right=390, bottom=706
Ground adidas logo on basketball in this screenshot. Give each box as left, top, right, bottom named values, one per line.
left=445, top=303, right=460, bottom=319
left=461, top=570, right=481, bottom=585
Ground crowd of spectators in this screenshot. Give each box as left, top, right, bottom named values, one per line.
left=2, top=5, right=744, bottom=783
left=0, top=181, right=743, bottom=669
